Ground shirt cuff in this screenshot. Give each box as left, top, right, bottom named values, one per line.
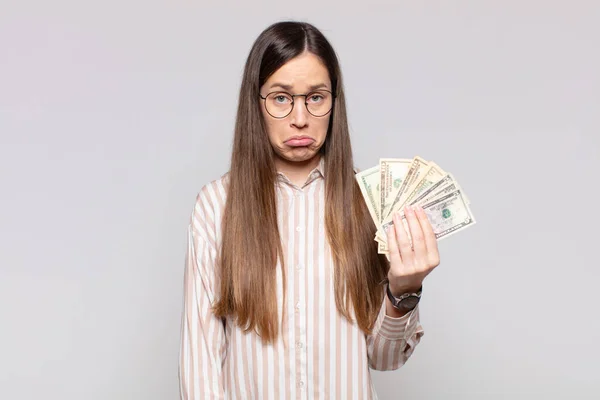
left=378, top=304, right=421, bottom=341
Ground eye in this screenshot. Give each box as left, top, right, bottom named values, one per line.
left=271, top=93, right=292, bottom=104
left=307, top=92, right=326, bottom=103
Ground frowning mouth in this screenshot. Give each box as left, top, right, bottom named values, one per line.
left=284, top=136, right=314, bottom=147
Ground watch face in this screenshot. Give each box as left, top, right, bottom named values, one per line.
left=400, top=296, right=419, bottom=310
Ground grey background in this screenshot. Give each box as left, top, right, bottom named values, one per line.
left=1, top=1, right=599, bottom=399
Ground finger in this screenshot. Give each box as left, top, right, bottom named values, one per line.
left=385, top=220, right=403, bottom=265
left=404, top=205, right=427, bottom=261
left=416, top=205, right=440, bottom=264
left=393, top=211, right=414, bottom=264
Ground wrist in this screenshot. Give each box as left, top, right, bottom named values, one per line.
left=387, top=280, right=422, bottom=297
left=385, top=282, right=422, bottom=313
left=385, top=296, right=410, bottom=318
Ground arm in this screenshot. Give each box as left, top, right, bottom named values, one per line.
left=179, top=222, right=227, bottom=399
left=366, top=200, right=443, bottom=370
left=366, top=293, right=424, bottom=371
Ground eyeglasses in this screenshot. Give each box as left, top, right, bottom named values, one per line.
left=259, top=90, right=334, bottom=119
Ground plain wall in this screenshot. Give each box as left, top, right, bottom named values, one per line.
left=1, top=1, right=599, bottom=399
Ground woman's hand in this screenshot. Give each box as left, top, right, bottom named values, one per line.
left=386, top=204, right=441, bottom=295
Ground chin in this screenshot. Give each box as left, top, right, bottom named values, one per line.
left=287, top=148, right=319, bottom=160
left=275, top=150, right=314, bottom=164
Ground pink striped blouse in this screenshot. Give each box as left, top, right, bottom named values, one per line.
left=179, top=158, right=424, bottom=399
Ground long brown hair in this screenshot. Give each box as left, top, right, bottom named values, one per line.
left=213, top=21, right=389, bottom=344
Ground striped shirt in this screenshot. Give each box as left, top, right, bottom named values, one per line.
left=179, top=158, right=424, bottom=399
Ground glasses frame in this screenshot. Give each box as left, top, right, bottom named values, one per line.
left=259, top=89, right=335, bottom=119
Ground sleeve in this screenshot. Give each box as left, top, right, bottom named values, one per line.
left=179, top=215, right=227, bottom=399
left=366, top=294, right=424, bottom=371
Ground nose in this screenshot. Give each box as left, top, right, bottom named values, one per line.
left=289, top=99, right=309, bottom=128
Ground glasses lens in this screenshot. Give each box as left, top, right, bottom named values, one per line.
left=306, top=91, right=333, bottom=117
left=265, top=92, right=293, bottom=118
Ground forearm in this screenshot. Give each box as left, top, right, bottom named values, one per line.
left=367, top=295, right=424, bottom=371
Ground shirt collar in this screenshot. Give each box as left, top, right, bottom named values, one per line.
left=276, top=155, right=326, bottom=188
left=315, top=155, right=326, bottom=178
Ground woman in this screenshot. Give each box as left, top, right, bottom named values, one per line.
left=180, top=20, right=441, bottom=399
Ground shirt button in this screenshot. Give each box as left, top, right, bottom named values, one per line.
left=296, top=264, right=303, bottom=270
left=296, top=341, right=303, bottom=349
left=295, top=303, right=301, bottom=312
left=296, top=226, right=303, bottom=232
left=298, top=381, right=304, bottom=388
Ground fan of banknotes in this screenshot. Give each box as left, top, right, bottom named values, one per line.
left=355, top=156, right=476, bottom=255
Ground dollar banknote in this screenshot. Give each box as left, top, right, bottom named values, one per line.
left=377, top=169, right=457, bottom=243
left=401, top=162, right=447, bottom=208
left=355, top=165, right=382, bottom=225
left=383, top=156, right=430, bottom=222
left=408, top=173, right=457, bottom=207
left=381, top=189, right=476, bottom=244
left=356, top=156, right=476, bottom=255
left=379, top=158, right=411, bottom=222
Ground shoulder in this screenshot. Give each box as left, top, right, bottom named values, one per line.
left=197, top=172, right=229, bottom=205
left=189, top=173, right=230, bottom=242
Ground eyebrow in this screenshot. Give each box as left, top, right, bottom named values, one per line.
left=269, top=82, right=330, bottom=91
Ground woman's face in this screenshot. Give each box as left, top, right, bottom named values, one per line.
left=259, top=52, right=332, bottom=166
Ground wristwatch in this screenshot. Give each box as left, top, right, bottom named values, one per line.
left=386, top=284, right=422, bottom=312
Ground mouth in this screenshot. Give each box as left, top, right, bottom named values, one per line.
left=284, top=136, right=315, bottom=147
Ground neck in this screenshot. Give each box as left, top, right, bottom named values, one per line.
left=275, top=154, right=321, bottom=187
